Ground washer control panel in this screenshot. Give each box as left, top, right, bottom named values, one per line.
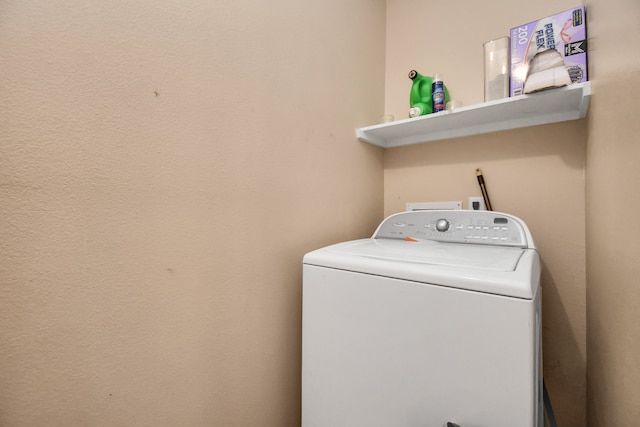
left=373, top=210, right=530, bottom=247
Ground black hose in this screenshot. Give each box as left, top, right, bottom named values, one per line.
left=544, top=379, right=559, bottom=427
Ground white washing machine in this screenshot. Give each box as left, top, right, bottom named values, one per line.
left=302, top=210, right=542, bottom=427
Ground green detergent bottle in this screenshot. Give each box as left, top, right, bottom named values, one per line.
left=408, top=69, right=450, bottom=117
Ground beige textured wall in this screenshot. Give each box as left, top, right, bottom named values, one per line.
left=384, top=1, right=587, bottom=425
left=585, top=0, right=640, bottom=425
left=0, top=1, right=385, bottom=426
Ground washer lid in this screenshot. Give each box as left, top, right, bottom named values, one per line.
left=334, top=238, right=525, bottom=271
left=303, top=238, right=540, bottom=299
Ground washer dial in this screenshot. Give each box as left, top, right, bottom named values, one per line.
left=435, top=218, right=450, bottom=232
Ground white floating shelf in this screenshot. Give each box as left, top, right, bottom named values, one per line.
left=356, top=82, right=591, bottom=148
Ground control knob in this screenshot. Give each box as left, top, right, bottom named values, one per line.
left=435, top=218, right=450, bottom=232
